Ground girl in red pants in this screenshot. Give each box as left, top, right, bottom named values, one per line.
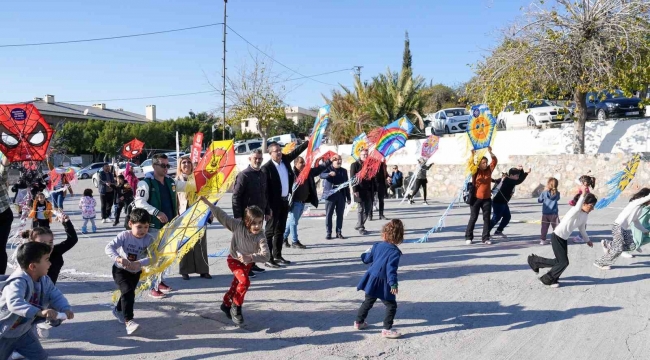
left=199, top=197, right=269, bottom=324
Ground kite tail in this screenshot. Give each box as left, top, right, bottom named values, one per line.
left=595, top=170, right=626, bottom=210
left=321, top=176, right=359, bottom=200
left=358, top=152, right=384, bottom=181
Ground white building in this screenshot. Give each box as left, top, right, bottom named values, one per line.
left=240, top=106, right=317, bottom=134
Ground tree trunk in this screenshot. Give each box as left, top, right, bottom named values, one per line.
left=573, top=91, right=588, bottom=154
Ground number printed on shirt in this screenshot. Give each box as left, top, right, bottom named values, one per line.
left=139, top=190, right=145, bottom=197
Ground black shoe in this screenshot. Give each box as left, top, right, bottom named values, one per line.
left=336, top=233, right=346, bottom=239
left=275, top=257, right=291, bottom=265
left=354, top=226, right=361, bottom=231
left=326, top=234, right=332, bottom=240
left=112, top=222, right=118, bottom=227
left=181, top=274, right=190, bottom=280
left=293, top=241, right=307, bottom=249
left=359, top=229, right=368, bottom=235
left=527, top=255, right=539, bottom=274
left=230, top=305, right=244, bottom=324
left=221, top=303, right=232, bottom=319
left=251, top=264, right=265, bottom=272
left=265, top=260, right=281, bottom=268
left=200, top=273, right=212, bottom=279
left=283, top=238, right=290, bottom=248
left=379, top=215, right=388, bottom=220
left=369, top=216, right=374, bottom=221
left=248, top=271, right=256, bottom=278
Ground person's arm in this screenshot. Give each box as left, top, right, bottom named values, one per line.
left=309, top=160, right=331, bottom=178
left=515, top=170, right=529, bottom=185
left=105, top=233, right=124, bottom=262
left=489, top=155, right=498, bottom=172
left=173, top=177, right=187, bottom=192
left=578, top=223, right=591, bottom=244
left=133, top=180, right=160, bottom=216
left=424, top=164, right=433, bottom=170
left=361, top=243, right=375, bottom=263
left=200, top=197, right=236, bottom=231
left=564, top=192, right=586, bottom=220
left=4, top=279, right=40, bottom=318
left=319, top=167, right=333, bottom=180
left=231, top=173, right=245, bottom=219
left=136, top=235, right=155, bottom=267
left=538, top=191, right=546, bottom=203
left=285, top=140, right=310, bottom=163
left=250, top=236, right=271, bottom=263
left=344, top=170, right=351, bottom=202
left=386, top=251, right=401, bottom=288
left=632, top=217, right=650, bottom=233
left=45, top=281, right=71, bottom=313
left=55, top=219, right=78, bottom=255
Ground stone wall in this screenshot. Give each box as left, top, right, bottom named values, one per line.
left=397, top=153, right=650, bottom=200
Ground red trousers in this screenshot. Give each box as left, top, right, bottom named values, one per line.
left=223, top=255, right=253, bottom=307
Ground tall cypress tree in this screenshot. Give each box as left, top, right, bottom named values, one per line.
left=402, top=31, right=412, bottom=72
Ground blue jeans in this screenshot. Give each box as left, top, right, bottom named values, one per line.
left=0, top=328, right=48, bottom=360
left=51, top=191, right=65, bottom=209
left=490, top=202, right=511, bottom=233
left=283, top=201, right=305, bottom=243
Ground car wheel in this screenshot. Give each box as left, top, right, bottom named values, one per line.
left=444, top=126, right=450, bottom=134
left=81, top=173, right=89, bottom=179
left=597, top=109, right=607, bottom=121
left=527, top=116, right=537, bottom=128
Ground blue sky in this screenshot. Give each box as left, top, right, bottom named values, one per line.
left=0, top=0, right=529, bottom=120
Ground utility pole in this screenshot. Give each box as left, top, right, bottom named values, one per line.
left=222, top=0, right=228, bottom=140
left=353, top=65, right=363, bottom=79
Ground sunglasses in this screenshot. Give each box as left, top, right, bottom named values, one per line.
left=155, top=164, right=172, bottom=169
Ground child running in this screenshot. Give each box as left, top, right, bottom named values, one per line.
left=105, top=208, right=155, bottom=334
left=489, top=166, right=529, bottom=239
left=0, top=242, right=74, bottom=360
left=22, top=214, right=78, bottom=285
left=28, top=192, right=52, bottom=229
left=354, top=219, right=404, bottom=339
left=79, top=188, right=97, bottom=234
left=527, top=188, right=596, bottom=288
left=594, top=188, right=650, bottom=270
left=198, top=196, right=269, bottom=325
left=538, top=177, right=561, bottom=245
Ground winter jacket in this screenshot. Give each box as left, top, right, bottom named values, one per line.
left=133, top=177, right=186, bottom=229
left=320, top=166, right=352, bottom=203
left=538, top=190, right=561, bottom=215
left=261, top=142, right=309, bottom=212
left=357, top=241, right=402, bottom=302
left=469, top=156, right=498, bottom=200
left=79, top=196, right=97, bottom=219
left=232, top=166, right=270, bottom=219
left=28, top=200, right=52, bottom=222
left=350, top=160, right=375, bottom=202
left=290, top=161, right=330, bottom=208
left=492, top=169, right=528, bottom=204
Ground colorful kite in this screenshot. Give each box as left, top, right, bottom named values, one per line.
left=47, top=167, right=76, bottom=191
left=282, top=142, right=296, bottom=155
left=121, top=138, right=145, bottom=160
left=351, top=133, right=369, bottom=161
left=421, top=134, right=440, bottom=159
left=292, top=105, right=330, bottom=193
left=466, top=104, right=497, bottom=150
left=190, top=132, right=203, bottom=164
left=0, top=104, right=53, bottom=162
left=595, top=154, right=641, bottom=210
left=115, top=140, right=238, bottom=302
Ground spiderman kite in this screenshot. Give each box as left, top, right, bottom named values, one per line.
left=0, top=104, right=53, bottom=162
left=122, top=138, right=145, bottom=160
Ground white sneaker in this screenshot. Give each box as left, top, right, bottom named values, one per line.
left=112, top=307, right=125, bottom=324
left=621, top=252, right=634, bottom=259
left=484, top=240, right=493, bottom=245
left=36, top=323, right=50, bottom=338
left=102, top=219, right=109, bottom=223
left=539, top=240, right=547, bottom=245
left=126, top=320, right=140, bottom=335
left=550, top=283, right=560, bottom=288
left=11, top=352, right=25, bottom=360
left=593, top=262, right=611, bottom=270
left=465, top=240, right=472, bottom=245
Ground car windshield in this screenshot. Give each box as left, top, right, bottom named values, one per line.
left=527, top=100, right=553, bottom=108
left=445, top=109, right=469, bottom=117
left=603, top=90, right=625, bottom=99
left=141, top=160, right=152, bottom=167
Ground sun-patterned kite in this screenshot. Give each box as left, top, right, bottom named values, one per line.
left=351, top=133, right=369, bottom=161
left=466, top=104, right=497, bottom=150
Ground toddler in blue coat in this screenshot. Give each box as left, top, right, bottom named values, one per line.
left=354, top=219, right=403, bottom=338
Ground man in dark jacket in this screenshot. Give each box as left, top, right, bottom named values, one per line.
left=371, top=161, right=389, bottom=220
left=321, top=154, right=351, bottom=239
left=231, top=148, right=269, bottom=276
left=262, top=141, right=309, bottom=267
left=350, top=149, right=374, bottom=235
left=98, top=164, right=116, bottom=223
left=282, top=155, right=330, bottom=249
left=489, top=166, right=530, bottom=239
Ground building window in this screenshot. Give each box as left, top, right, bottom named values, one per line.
left=244, top=120, right=249, bottom=127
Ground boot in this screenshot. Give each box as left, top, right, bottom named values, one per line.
left=230, top=305, right=244, bottom=324
left=81, top=226, right=87, bottom=234
left=91, top=225, right=97, bottom=233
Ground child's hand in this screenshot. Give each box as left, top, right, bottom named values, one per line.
left=64, top=310, right=74, bottom=320
left=587, top=241, right=593, bottom=248
left=128, top=262, right=142, bottom=271
left=39, top=309, right=58, bottom=320
left=390, top=287, right=399, bottom=295
left=116, top=257, right=130, bottom=267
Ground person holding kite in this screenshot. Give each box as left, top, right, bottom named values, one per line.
left=406, top=158, right=433, bottom=205
left=199, top=196, right=270, bottom=325
left=465, top=147, right=497, bottom=245
left=133, top=153, right=186, bottom=299
left=594, top=188, right=650, bottom=270
left=261, top=141, right=309, bottom=267
left=371, top=161, right=389, bottom=220
left=350, top=149, right=376, bottom=236
left=321, top=154, right=352, bottom=240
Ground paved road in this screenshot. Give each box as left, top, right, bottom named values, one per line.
left=8, top=179, right=650, bottom=359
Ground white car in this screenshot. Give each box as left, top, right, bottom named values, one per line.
left=141, top=157, right=177, bottom=177
left=92, top=162, right=144, bottom=188
left=497, top=100, right=572, bottom=129
left=425, top=108, right=470, bottom=135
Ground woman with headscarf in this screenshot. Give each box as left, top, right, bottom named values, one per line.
left=177, top=155, right=211, bottom=280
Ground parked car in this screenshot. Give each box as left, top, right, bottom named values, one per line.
left=425, top=108, right=470, bottom=135
left=497, top=100, right=571, bottom=129
left=92, top=162, right=145, bottom=188
left=586, top=90, right=644, bottom=120
left=234, top=140, right=263, bottom=155
left=141, top=157, right=177, bottom=177
left=267, top=133, right=298, bottom=146
left=76, top=162, right=108, bottom=180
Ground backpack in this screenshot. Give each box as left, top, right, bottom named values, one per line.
left=463, top=181, right=476, bottom=205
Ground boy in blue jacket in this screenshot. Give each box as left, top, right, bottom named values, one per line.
left=354, top=219, right=404, bottom=339
left=0, top=242, right=73, bottom=360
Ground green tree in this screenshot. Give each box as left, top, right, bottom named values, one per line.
left=469, top=0, right=650, bottom=154
left=402, top=31, right=412, bottom=72
left=96, top=122, right=130, bottom=156
left=422, top=83, right=458, bottom=113
left=267, top=117, right=297, bottom=137
left=369, top=67, right=426, bottom=128
left=323, top=75, right=377, bottom=144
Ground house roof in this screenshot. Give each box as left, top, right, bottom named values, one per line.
left=24, top=99, right=151, bottom=123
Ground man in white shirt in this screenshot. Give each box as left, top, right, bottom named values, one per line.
left=261, top=141, right=309, bottom=268
left=527, top=187, right=596, bottom=288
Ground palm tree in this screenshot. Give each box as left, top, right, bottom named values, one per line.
left=369, top=67, right=426, bottom=128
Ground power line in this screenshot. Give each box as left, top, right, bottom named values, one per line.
left=0, top=23, right=223, bottom=48
left=226, top=25, right=339, bottom=87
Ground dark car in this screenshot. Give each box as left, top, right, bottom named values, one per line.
left=586, top=90, right=644, bottom=120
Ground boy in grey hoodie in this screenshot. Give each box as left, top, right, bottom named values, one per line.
left=0, top=242, right=73, bottom=360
